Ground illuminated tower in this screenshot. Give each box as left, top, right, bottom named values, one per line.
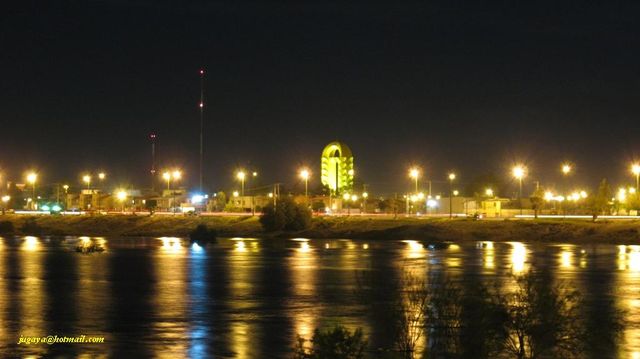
left=321, top=141, right=354, bottom=195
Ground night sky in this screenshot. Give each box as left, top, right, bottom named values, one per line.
left=3, top=1, right=640, bottom=195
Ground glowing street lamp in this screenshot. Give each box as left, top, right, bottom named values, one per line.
left=116, top=190, right=127, bottom=212
left=236, top=171, right=246, bottom=196
left=82, top=174, right=92, bottom=189
left=26, top=172, right=37, bottom=209
left=561, top=163, right=572, bottom=175
left=632, top=163, right=640, bottom=192
left=63, top=184, right=69, bottom=193
left=485, top=188, right=494, bottom=197
left=409, top=167, right=420, bottom=193
left=299, top=168, right=310, bottom=204
left=448, top=173, right=456, bottom=219
left=1, top=195, right=9, bottom=214
left=162, top=169, right=182, bottom=212
left=512, top=165, right=526, bottom=215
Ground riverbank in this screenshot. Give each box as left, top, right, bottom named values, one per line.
left=1, top=215, right=640, bottom=243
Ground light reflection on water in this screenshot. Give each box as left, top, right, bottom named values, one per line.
left=1, top=236, right=640, bottom=356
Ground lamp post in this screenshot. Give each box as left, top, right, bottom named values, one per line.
left=362, top=191, right=368, bottom=214
left=632, top=163, right=640, bottom=193
left=409, top=167, right=420, bottom=194
left=448, top=173, right=456, bottom=219
left=26, top=172, right=37, bottom=210
left=162, top=170, right=182, bottom=213
left=512, top=165, right=526, bottom=215
left=1, top=195, right=9, bottom=214
left=83, top=174, right=91, bottom=190
left=116, top=190, right=127, bottom=213
left=299, top=168, right=310, bottom=205
left=236, top=171, right=246, bottom=196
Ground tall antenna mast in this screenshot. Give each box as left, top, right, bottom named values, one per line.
left=150, top=133, right=157, bottom=191
left=199, top=68, right=205, bottom=192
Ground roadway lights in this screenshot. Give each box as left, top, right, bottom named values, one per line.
left=299, top=168, right=310, bottom=204
left=561, top=163, right=572, bottom=175
left=409, top=167, right=420, bottom=193
left=485, top=188, right=494, bottom=197
left=512, top=165, right=526, bottom=215
left=448, top=172, right=456, bottom=219
left=82, top=174, right=92, bottom=189
left=236, top=171, right=246, bottom=196
left=116, top=190, right=127, bottom=212
left=512, top=165, right=526, bottom=180
left=632, top=163, right=640, bottom=192
left=26, top=172, right=37, bottom=209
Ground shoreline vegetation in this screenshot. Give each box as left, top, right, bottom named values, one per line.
left=0, top=215, right=640, bottom=243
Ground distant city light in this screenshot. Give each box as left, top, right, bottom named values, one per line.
left=191, top=194, right=204, bottom=204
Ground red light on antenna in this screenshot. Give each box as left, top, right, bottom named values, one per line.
left=149, top=133, right=156, bottom=139
left=199, top=103, right=204, bottom=108
left=199, top=69, right=204, bottom=75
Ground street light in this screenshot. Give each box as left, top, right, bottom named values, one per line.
left=116, top=190, right=127, bottom=212
left=82, top=174, right=92, bottom=189
left=512, top=165, right=526, bottom=215
left=162, top=169, right=182, bottom=212
left=448, top=172, right=456, bottom=219
left=632, top=163, right=640, bottom=192
left=299, top=168, right=310, bottom=204
left=485, top=188, right=494, bottom=197
left=236, top=171, right=246, bottom=196
left=409, top=167, right=420, bottom=193
left=1, top=195, right=9, bottom=214
left=561, top=163, right=572, bottom=175
left=26, top=172, right=37, bottom=210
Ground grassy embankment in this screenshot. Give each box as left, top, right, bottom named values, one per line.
left=1, top=214, right=640, bottom=243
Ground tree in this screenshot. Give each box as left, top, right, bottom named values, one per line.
left=294, top=326, right=367, bottom=359
left=589, top=179, right=612, bottom=220
left=529, top=186, right=545, bottom=219
left=209, top=191, right=227, bottom=212
left=260, top=197, right=311, bottom=231
left=502, top=270, right=586, bottom=359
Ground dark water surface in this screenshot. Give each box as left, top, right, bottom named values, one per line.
left=0, top=236, right=639, bottom=358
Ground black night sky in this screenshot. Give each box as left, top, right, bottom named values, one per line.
left=3, top=1, right=640, bottom=195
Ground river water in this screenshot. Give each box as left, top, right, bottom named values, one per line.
left=0, top=235, right=639, bottom=358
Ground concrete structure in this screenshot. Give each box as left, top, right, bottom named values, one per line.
left=321, top=141, right=354, bottom=195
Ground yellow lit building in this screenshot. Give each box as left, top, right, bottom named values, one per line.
left=321, top=141, right=354, bottom=195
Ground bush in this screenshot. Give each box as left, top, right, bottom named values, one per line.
left=189, top=224, right=217, bottom=243
left=260, top=197, right=311, bottom=231
left=293, top=326, right=367, bottom=359
left=20, top=217, right=42, bottom=235
left=0, top=220, right=14, bottom=234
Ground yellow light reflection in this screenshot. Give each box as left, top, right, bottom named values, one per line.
left=560, top=248, right=573, bottom=269
left=154, top=236, right=188, bottom=357
left=23, top=236, right=40, bottom=252
left=235, top=241, right=246, bottom=252
left=159, top=237, right=184, bottom=254
left=509, top=242, right=528, bottom=274
left=480, top=241, right=495, bottom=269
left=402, top=240, right=425, bottom=259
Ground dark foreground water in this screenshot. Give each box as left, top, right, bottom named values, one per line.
left=0, top=236, right=639, bottom=357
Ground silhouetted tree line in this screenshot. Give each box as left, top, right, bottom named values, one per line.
left=295, top=269, right=625, bottom=358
